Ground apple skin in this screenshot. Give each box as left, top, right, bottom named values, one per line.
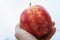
left=20, top=5, right=52, bottom=38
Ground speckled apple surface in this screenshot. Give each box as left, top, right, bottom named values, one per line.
left=20, top=5, right=52, bottom=38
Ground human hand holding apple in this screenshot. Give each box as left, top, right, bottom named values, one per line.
left=15, top=22, right=56, bottom=40
left=15, top=5, right=56, bottom=40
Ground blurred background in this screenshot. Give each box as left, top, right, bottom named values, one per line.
left=0, top=0, right=60, bottom=40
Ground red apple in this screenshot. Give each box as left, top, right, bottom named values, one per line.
left=20, top=5, right=52, bottom=38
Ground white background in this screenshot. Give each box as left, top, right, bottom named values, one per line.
left=0, top=0, right=60, bottom=40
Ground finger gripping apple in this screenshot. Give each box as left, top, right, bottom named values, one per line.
left=20, top=5, right=52, bottom=38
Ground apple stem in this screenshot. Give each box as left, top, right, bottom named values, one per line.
left=29, top=3, right=31, bottom=6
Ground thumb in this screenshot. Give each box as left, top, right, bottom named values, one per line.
left=44, top=27, right=56, bottom=40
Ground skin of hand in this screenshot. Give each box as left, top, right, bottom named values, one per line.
left=15, top=22, right=56, bottom=40
left=15, top=23, right=37, bottom=40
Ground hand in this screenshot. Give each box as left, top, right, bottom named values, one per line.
left=38, top=22, right=56, bottom=40
left=15, top=23, right=37, bottom=40
left=15, top=22, right=56, bottom=40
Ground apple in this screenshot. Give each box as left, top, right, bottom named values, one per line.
left=20, top=5, right=52, bottom=38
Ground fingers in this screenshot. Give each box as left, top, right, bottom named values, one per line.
left=44, top=27, right=56, bottom=40
left=15, top=27, right=38, bottom=40
left=15, top=23, right=23, bottom=40
left=52, top=21, right=55, bottom=26
left=15, top=33, right=21, bottom=40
